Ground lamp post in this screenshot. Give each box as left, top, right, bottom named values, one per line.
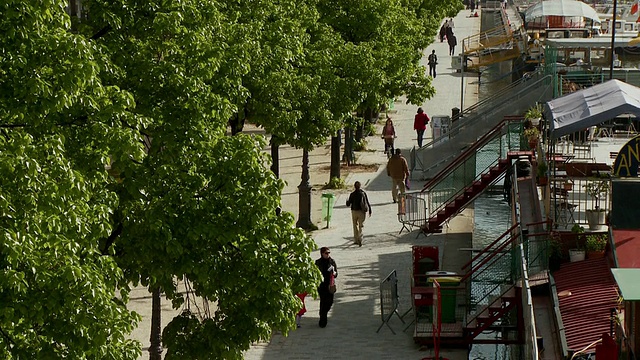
left=609, top=0, right=618, bottom=80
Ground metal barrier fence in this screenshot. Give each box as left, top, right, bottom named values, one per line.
left=377, top=270, right=406, bottom=334
left=397, top=192, right=427, bottom=235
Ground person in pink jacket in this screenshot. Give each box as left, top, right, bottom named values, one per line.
left=414, top=107, right=430, bottom=148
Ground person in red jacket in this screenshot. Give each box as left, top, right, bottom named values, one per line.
left=414, top=107, right=430, bottom=148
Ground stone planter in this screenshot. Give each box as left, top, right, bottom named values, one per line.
left=569, top=249, right=586, bottom=262
left=586, top=210, right=606, bottom=230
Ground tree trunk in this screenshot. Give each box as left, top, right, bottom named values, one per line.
left=342, top=127, right=354, bottom=165
left=270, top=135, right=280, bottom=178
left=149, top=287, right=162, bottom=360
left=228, top=113, right=245, bottom=136
left=296, top=149, right=313, bottom=229
left=330, top=129, right=341, bottom=180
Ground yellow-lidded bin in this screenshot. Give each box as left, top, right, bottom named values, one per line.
left=428, top=276, right=461, bottom=323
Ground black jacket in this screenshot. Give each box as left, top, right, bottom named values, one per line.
left=315, top=257, right=338, bottom=290
left=346, top=189, right=372, bottom=215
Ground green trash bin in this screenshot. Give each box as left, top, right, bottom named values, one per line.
left=428, top=276, right=461, bottom=324
left=321, top=193, right=336, bottom=228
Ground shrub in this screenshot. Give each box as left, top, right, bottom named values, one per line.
left=586, top=233, right=607, bottom=252
left=325, top=177, right=345, bottom=189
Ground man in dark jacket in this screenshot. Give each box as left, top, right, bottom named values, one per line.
left=346, top=181, right=371, bottom=246
left=387, top=149, right=410, bottom=203
left=315, top=247, right=337, bottom=328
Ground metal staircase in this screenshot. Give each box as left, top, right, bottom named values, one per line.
left=459, top=224, right=524, bottom=344
left=462, top=24, right=528, bottom=69
left=418, top=118, right=532, bottom=233
left=410, top=73, right=554, bottom=180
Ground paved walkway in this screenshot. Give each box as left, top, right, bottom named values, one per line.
left=244, top=9, right=482, bottom=360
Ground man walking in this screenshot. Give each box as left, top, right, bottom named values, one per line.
left=346, top=181, right=371, bottom=246
left=428, top=50, right=437, bottom=78
left=414, top=107, right=430, bottom=148
left=386, top=149, right=410, bottom=203
left=448, top=34, right=457, bottom=56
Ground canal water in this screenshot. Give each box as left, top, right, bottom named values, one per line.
left=469, top=60, right=516, bottom=359
left=470, top=190, right=514, bottom=360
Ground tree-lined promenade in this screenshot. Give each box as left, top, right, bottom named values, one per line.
left=0, top=0, right=461, bottom=358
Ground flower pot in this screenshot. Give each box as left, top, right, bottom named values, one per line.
left=538, top=176, right=548, bottom=186
left=528, top=139, right=538, bottom=150
left=569, top=249, right=586, bottom=262
left=586, top=210, right=606, bottom=230
left=588, top=250, right=605, bottom=259
left=563, top=182, right=573, bottom=191
left=530, top=117, right=541, bottom=126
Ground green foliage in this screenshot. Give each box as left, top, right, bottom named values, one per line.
left=537, top=161, right=548, bottom=178
left=325, top=177, right=346, bottom=189
left=571, top=224, right=585, bottom=234
left=0, top=0, right=462, bottom=357
left=1, top=0, right=320, bottom=358
left=586, top=233, right=607, bottom=252
left=523, top=127, right=540, bottom=140
left=364, top=121, right=376, bottom=137
left=584, top=180, right=609, bottom=210
left=525, top=104, right=543, bottom=120
left=354, top=139, right=368, bottom=151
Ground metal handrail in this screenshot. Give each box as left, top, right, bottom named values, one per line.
left=417, top=72, right=550, bottom=153
left=460, top=232, right=519, bottom=284
left=461, top=223, right=520, bottom=271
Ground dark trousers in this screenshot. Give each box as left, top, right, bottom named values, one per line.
left=449, top=45, right=455, bottom=56
left=429, top=64, right=436, bottom=78
left=416, top=129, right=425, bottom=148
left=384, top=139, right=395, bottom=154
left=318, top=286, right=334, bottom=327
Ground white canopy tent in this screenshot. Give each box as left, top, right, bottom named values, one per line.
left=546, top=79, right=640, bottom=139
left=524, top=0, right=601, bottom=23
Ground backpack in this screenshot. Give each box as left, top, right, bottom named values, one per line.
left=360, top=191, right=369, bottom=213
left=428, top=53, right=437, bottom=65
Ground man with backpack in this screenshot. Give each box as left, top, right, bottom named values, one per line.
left=428, top=50, right=438, bottom=78
left=346, top=181, right=371, bottom=246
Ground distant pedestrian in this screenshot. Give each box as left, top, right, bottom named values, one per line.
left=501, top=0, right=507, bottom=9
left=428, top=50, right=438, bottom=78
left=346, top=181, right=371, bottom=246
left=448, top=34, right=457, bottom=56
left=470, top=0, right=476, bottom=12
left=386, top=149, right=410, bottom=203
left=448, top=18, right=455, bottom=28
left=381, top=117, right=396, bottom=155
left=295, top=292, right=307, bottom=328
left=439, top=25, right=446, bottom=42
left=414, top=107, right=430, bottom=148
left=445, top=26, right=454, bottom=42
left=315, top=247, right=337, bottom=328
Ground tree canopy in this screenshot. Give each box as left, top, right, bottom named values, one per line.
left=0, top=0, right=461, bottom=358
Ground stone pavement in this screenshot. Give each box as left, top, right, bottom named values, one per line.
left=128, top=9, right=482, bottom=360
left=243, top=9, right=482, bottom=360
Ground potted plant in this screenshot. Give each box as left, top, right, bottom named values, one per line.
left=525, top=104, right=543, bottom=126
left=569, top=224, right=586, bottom=262
left=523, top=127, right=540, bottom=150
left=537, top=161, right=548, bottom=186
left=586, top=233, right=607, bottom=259
left=584, top=180, right=608, bottom=230
left=548, top=232, right=563, bottom=271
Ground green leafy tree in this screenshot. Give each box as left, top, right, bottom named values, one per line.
left=0, top=1, right=141, bottom=358
left=2, top=0, right=320, bottom=359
